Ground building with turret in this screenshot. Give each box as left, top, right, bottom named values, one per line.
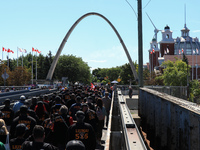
left=149, top=24, right=200, bottom=80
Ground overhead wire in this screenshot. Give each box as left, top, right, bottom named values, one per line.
left=125, top=0, right=138, bottom=19
left=143, top=0, right=152, bottom=9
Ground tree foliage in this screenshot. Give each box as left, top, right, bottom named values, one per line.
left=54, top=55, right=91, bottom=84
left=92, top=61, right=138, bottom=85
left=156, top=59, right=190, bottom=86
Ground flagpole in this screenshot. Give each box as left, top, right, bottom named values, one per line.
left=192, top=50, right=194, bottom=80
left=17, top=47, right=18, bottom=67
left=152, top=50, right=153, bottom=73
left=22, top=52, right=23, bottom=68
left=150, top=52, right=151, bottom=80
left=2, top=47, right=3, bottom=62
left=36, top=51, right=37, bottom=81
left=196, top=49, right=197, bottom=80
left=7, top=51, right=9, bottom=67
left=32, top=49, right=33, bottom=85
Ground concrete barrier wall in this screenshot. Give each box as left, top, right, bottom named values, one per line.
left=139, top=87, right=200, bottom=150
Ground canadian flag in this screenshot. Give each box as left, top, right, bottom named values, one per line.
left=182, top=48, right=184, bottom=53
left=36, top=49, right=41, bottom=54
left=150, top=51, right=153, bottom=54
left=32, top=47, right=37, bottom=52
left=90, top=83, right=95, bottom=90
left=2, top=47, right=7, bottom=51
left=7, top=49, right=14, bottom=53
left=152, top=49, right=155, bottom=53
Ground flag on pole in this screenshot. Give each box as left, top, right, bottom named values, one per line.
left=193, top=50, right=196, bottom=55
left=18, top=47, right=27, bottom=53
left=152, top=49, right=155, bottom=53
left=164, top=50, right=167, bottom=55
left=167, top=48, right=169, bottom=53
left=90, top=83, right=95, bottom=90
left=179, top=50, right=181, bottom=55
left=182, top=48, right=184, bottom=53
left=2, top=47, right=7, bottom=51
left=32, top=47, right=37, bottom=52
left=150, top=51, right=152, bottom=54
left=36, top=49, right=41, bottom=54
left=196, top=48, right=199, bottom=55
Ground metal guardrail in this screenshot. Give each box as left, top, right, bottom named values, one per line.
left=105, top=89, right=147, bottom=150
left=117, top=89, right=147, bottom=150
left=0, top=88, right=57, bottom=103
left=0, top=89, right=58, bottom=109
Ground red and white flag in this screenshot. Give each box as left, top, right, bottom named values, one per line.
left=36, top=49, right=41, bottom=54
left=2, top=47, right=7, bottom=52
left=182, top=48, right=184, bottom=53
left=196, top=48, right=199, bottom=55
left=150, top=51, right=152, bottom=54
left=90, top=83, right=95, bottom=90
left=152, top=49, right=155, bottom=53
left=32, top=47, right=37, bottom=52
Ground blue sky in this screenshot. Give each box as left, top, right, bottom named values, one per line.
left=0, top=0, right=200, bottom=71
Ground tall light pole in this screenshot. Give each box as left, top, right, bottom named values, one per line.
left=138, top=0, right=143, bottom=87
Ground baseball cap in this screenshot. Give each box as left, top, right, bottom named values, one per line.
left=16, top=123, right=28, bottom=136
left=66, top=140, right=85, bottom=150
left=20, top=105, right=28, bottom=114
left=76, top=111, right=85, bottom=118
left=20, top=95, right=26, bottom=100
left=4, top=98, right=10, bottom=104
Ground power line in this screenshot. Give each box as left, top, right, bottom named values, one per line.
left=125, top=0, right=137, bottom=19
left=143, top=0, right=152, bottom=9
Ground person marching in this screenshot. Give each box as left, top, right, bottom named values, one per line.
left=68, top=111, right=96, bottom=150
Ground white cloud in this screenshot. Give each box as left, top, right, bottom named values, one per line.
left=192, top=30, right=200, bottom=33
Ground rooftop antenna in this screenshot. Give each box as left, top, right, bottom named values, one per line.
left=184, top=4, right=186, bottom=28
left=146, top=12, right=161, bottom=42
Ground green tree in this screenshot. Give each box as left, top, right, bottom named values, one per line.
left=120, top=61, right=138, bottom=85
left=54, top=55, right=91, bottom=84
left=156, top=59, right=190, bottom=86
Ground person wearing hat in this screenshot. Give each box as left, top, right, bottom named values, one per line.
left=1, top=98, right=14, bottom=131
left=66, top=93, right=76, bottom=109
left=34, top=101, right=49, bottom=125
left=81, top=103, right=98, bottom=133
left=29, top=97, right=37, bottom=110
left=68, top=111, right=96, bottom=150
left=10, top=123, right=28, bottom=150
left=10, top=105, right=36, bottom=139
left=13, top=95, right=26, bottom=113
left=66, top=140, right=85, bottom=150
left=53, top=105, right=73, bottom=150
left=50, top=96, right=63, bottom=115
left=22, top=125, right=58, bottom=150
left=69, top=96, right=82, bottom=120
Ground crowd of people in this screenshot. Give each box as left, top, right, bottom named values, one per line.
left=0, top=85, right=112, bottom=150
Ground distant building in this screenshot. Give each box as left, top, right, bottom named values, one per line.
left=149, top=23, right=200, bottom=80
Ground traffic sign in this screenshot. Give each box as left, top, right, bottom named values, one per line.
left=1, top=72, right=9, bottom=80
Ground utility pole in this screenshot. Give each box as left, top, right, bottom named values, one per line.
left=138, top=0, right=143, bottom=87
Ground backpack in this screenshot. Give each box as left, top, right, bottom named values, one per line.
left=96, top=107, right=104, bottom=120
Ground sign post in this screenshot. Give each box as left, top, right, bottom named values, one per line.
left=1, top=68, right=9, bottom=90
